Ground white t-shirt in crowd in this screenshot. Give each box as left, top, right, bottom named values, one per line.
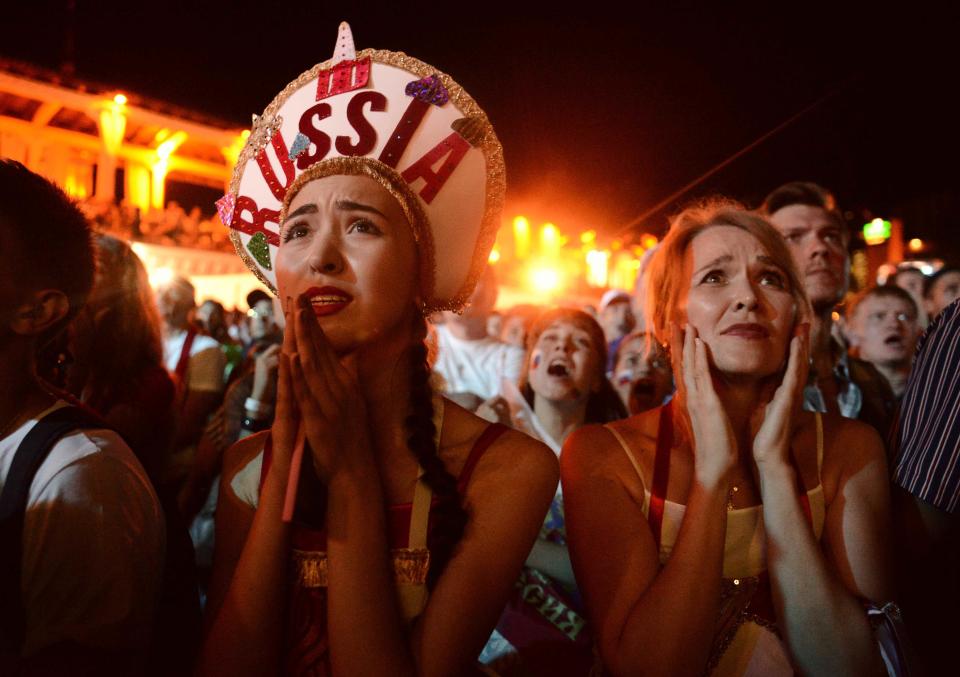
left=162, top=328, right=226, bottom=393
left=433, top=324, right=524, bottom=400
left=0, top=402, right=165, bottom=656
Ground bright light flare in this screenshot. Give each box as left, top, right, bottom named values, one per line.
left=863, top=218, right=892, bottom=246
left=585, top=249, right=610, bottom=288
left=156, top=131, right=188, bottom=160
left=149, top=266, right=176, bottom=289
left=529, top=266, right=562, bottom=293
left=488, top=248, right=501, bottom=264
left=908, top=238, right=923, bottom=252
left=641, top=234, right=659, bottom=249
left=113, top=93, right=128, bottom=106
left=513, top=216, right=531, bottom=259
left=540, top=223, right=560, bottom=255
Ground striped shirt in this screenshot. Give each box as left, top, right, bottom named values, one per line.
left=892, top=299, right=960, bottom=513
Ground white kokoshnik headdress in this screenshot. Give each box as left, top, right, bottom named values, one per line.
left=218, top=22, right=505, bottom=312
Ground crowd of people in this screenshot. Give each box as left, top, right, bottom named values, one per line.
left=80, top=199, right=234, bottom=253
left=2, top=23, right=959, bottom=677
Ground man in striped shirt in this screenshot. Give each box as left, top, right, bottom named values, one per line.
left=891, top=298, right=960, bottom=672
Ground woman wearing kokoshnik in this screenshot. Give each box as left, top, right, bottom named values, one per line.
left=199, top=23, right=558, bottom=676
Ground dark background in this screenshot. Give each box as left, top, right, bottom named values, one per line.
left=1, top=2, right=957, bottom=258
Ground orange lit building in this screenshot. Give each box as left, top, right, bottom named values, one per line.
left=0, top=58, right=264, bottom=307
left=0, top=58, right=661, bottom=310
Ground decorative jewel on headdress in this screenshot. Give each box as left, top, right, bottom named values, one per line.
left=246, top=231, right=273, bottom=269
left=452, top=116, right=487, bottom=147
left=249, top=114, right=284, bottom=154
left=215, top=192, right=236, bottom=226
left=288, top=132, right=311, bottom=160
left=405, top=75, right=450, bottom=107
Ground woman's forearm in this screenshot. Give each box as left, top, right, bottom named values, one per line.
left=758, top=462, right=882, bottom=675
left=603, top=481, right=729, bottom=677
left=199, top=459, right=293, bottom=676
left=325, top=469, right=417, bottom=676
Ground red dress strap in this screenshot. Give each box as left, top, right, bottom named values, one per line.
left=172, top=327, right=197, bottom=387
left=457, top=423, right=508, bottom=493
left=648, top=402, right=673, bottom=548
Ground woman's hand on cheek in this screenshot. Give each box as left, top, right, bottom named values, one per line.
left=670, top=322, right=737, bottom=489
left=290, top=294, right=375, bottom=483
left=750, top=323, right=809, bottom=468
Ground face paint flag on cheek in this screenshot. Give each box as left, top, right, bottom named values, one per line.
left=219, top=21, right=505, bottom=314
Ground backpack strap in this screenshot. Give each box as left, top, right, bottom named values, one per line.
left=0, top=405, right=107, bottom=655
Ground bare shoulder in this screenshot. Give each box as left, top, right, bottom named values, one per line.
left=439, top=397, right=558, bottom=505
left=820, top=413, right=885, bottom=464
left=814, top=412, right=887, bottom=497
left=562, top=409, right=658, bottom=492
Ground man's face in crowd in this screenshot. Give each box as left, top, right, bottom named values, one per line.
left=927, top=271, right=960, bottom=320
left=894, top=269, right=926, bottom=305
left=850, top=294, right=919, bottom=367
left=600, top=299, right=635, bottom=343
left=156, top=281, right=194, bottom=329
left=769, top=204, right=849, bottom=313
left=196, top=301, right=224, bottom=335
left=248, top=299, right=277, bottom=341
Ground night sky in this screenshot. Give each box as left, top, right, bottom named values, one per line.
left=2, top=2, right=957, bottom=258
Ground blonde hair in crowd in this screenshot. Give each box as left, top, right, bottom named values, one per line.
left=643, top=198, right=811, bottom=348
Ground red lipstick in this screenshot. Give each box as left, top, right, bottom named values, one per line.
left=302, top=286, right=353, bottom=317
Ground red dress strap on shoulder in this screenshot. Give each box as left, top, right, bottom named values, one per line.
left=457, top=423, right=508, bottom=493
left=173, top=327, right=197, bottom=386
left=648, top=402, right=673, bottom=548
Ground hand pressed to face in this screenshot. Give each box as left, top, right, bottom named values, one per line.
left=668, top=322, right=737, bottom=488
left=681, top=226, right=797, bottom=379
left=288, top=294, right=374, bottom=482
left=750, top=323, right=809, bottom=467
left=275, top=174, right=418, bottom=354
